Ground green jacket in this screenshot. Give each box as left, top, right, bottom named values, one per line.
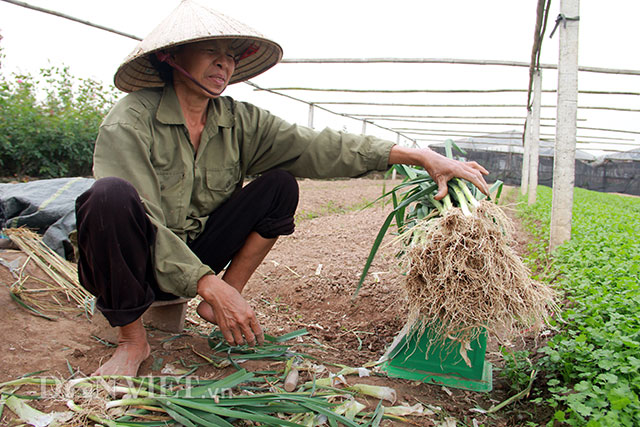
left=94, top=84, right=395, bottom=297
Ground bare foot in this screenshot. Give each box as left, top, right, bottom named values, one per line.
left=196, top=300, right=218, bottom=324
left=92, top=318, right=150, bottom=376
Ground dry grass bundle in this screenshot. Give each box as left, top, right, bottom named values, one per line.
left=403, top=201, right=556, bottom=348
left=3, top=227, right=94, bottom=317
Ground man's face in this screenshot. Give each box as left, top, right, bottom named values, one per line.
left=173, top=39, right=236, bottom=97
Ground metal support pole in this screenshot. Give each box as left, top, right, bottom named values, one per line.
left=528, top=69, right=542, bottom=205
left=550, top=0, right=580, bottom=251
left=307, top=104, right=314, bottom=129
left=361, top=120, right=367, bottom=135
left=392, top=134, right=399, bottom=180
left=521, top=110, right=532, bottom=195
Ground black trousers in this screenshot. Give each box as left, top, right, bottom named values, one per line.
left=75, top=170, right=299, bottom=327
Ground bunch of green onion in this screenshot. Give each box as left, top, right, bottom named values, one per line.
left=0, top=328, right=428, bottom=426
left=1, top=369, right=422, bottom=426
left=356, top=140, right=502, bottom=296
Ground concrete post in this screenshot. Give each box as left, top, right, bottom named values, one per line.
left=521, top=110, right=532, bottom=195
left=528, top=69, right=542, bottom=205
left=307, top=104, right=314, bottom=129
left=392, top=134, right=399, bottom=180
left=550, top=0, right=580, bottom=251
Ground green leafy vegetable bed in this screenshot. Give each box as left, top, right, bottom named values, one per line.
left=517, top=186, right=640, bottom=426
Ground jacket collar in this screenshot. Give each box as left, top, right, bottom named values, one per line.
left=156, top=84, right=234, bottom=129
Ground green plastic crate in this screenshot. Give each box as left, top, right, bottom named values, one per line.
left=381, top=325, right=492, bottom=392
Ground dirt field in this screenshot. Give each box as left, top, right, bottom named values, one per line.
left=0, top=178, right=541, bottom=426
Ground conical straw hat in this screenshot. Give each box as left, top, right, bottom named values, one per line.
left=114, top=0, right=282, bottom=92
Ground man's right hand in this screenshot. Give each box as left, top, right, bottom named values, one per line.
left=196, top=274, right=264, bottom=347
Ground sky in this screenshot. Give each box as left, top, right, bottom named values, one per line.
left=0, top=0, right=638, bottom=155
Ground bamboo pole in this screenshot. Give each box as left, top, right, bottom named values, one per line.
left=397, top=129, right=515, bottom=135
left=522, top=111, right=532, bottom=195
left=395, top=128, right=522, bottom=135
left=312, top=101, right=640, bottom=112
left=526, top=0, right=549, bottom=109
left=574, top=126, right=640, bottom=135
left=0, top=0, right=142, bottom=40
left=528, top=70, right=542, bottom=205
left=395, top=132, right=636, bottom=149
left=370, top=118, right=531, bottom=126
left=281, top=57, right=640, bottom=76
left=399, top=131, right=634, bottom=143
left=569, top=138, right=637, bottom=144
left=255, top=87, right=640, bottom=96
left=578, top=106, right=640, bottom=112
left=550, top=0, right=580, bottom=251
left=316, top=102, right=531, bottom=108
left=368, top=119, right=632, bottom=132
left=396, top=131, right=526, bottom=138
left=349, top=114, right=565, bottom=120
left=259, top=87, right=541, bottom=93
left=376, top=121, right=636, bottom=139
left=391, top=126, right=640, bottom=141
left=414, top=138, right=630, bottom=152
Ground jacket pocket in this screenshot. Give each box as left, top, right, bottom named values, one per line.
left=205, top=167, right=240, bottom=193
left=198, top=167, right=241, bottom=212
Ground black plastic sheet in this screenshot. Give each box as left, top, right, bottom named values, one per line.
left=0, top=177, right=95, bottom=258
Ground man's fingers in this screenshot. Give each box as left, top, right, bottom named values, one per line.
left=460, top=165, right=490, bottom=196
left=468, top=161, right=489, bottom=175
left=241, top=323, right=257, bottom=347
left=251, top=318, right=265, bottom=346
left=434, top=177, right=448, bottom=200
left=219, top=326, right=236, bottom=347
left=231, top=327, right=245, bottom=347
left=422, top=154, right=490, bottom=199
left=468, top=175, right=490, bottom=196
left=466, top=163, right=490, bottom=195
left=470, top=177, right=490, bottom=196
left=199, top=277, right=263, bottom=348
left=223, top=320, right=260, bottom=347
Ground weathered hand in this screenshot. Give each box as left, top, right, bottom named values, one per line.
left=389, top=145, right=491, bottom=200
left=196, top=274, right=264, bottom=347
left=420, top=149, right=490, bottom=200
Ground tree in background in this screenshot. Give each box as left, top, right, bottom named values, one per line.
left=0, top=38, right=118, bottom=178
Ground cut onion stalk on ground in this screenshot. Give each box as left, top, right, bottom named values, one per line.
left=358, top=140, right=557, bottom=355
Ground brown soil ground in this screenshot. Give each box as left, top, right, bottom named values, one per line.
left=0, top=178, right=547, bottom=426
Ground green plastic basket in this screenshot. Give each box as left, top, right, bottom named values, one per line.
left=381, top=325, right=492, bottom=392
